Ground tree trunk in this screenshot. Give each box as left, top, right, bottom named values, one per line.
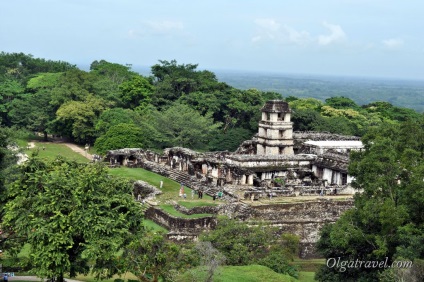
left=57, top=272, right=64, bottom=282
left=43, top=131, right=48, bottom=141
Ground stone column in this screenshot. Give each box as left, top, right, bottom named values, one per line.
left=241, top=175, right=246, bottom=185
left=247, top=175, right=254, bottom=185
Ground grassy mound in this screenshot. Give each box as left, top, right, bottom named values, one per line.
left=179, top=264, right=298, bottom=282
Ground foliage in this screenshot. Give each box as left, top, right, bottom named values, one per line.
left=119, top=75, right=154, bottom=109
left=2, top=156, right=144, bottom=281
left=316, top=119, right=424, bottom=281
left=207, top=127, right=253, bottom=152
left=0, top=52, right=75, bottom=83
left=143, top=103, right=221, bottom=150
left=95, top=108, right=137, bottom=136
left=54, top=95, right=108, bottom=143
left=0, top=127, right=17, bottom=205
left=325, top=96, right=359, bottom=109
left=200, top=217, right=299, bottom=278
left=291, top=109, right=323, bottom=131
left=94, top=123, right=145, bottom=155
left=0, top=79, right=25, bottom=125
left=191, top=242, right=226, bottom=282
left=90, top=60, right=135, bottom=85
left=151, top=60, right=226, bottom=108
left=256, top=250, right=299, bottom=278
left=123, top=231, right=180, bottom=282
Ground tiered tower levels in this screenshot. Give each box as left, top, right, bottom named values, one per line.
left=256, top=100, right=294, bottom=155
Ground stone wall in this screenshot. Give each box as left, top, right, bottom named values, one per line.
left=247, top=199, right=354, bottom=258
left=144, top=206, right=217, bottom=239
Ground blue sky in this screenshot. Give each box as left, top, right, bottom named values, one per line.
left=1, top=0, right=423, bottom=80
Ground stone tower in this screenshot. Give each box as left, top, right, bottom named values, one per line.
left=256, top=100, right=294, bottom=155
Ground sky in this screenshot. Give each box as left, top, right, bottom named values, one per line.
left=1, top=0, right=423, bottom=80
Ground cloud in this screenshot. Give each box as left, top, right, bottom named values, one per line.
left=382, top=38, right=404, bottom=49
left=317, top=22, right=346, bottom=45
left=252, top=18, right=311, bottom=45
left=252, top=19, right=347, bottom=47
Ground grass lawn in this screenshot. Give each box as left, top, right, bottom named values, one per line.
left=298, top=271, right=316, bottom=282
left=20, top=141, right=89, bottom=163
left=178, top=200, right=218, bottom=209
left=143, top=219, right=168, bottom=232
left=293, top=258, right=325, bottom=272
left=180, top=265, right=297, bottom=282
left=109, top=167, right=214, bottom=203
left=159, top=204, right=214, bottom=218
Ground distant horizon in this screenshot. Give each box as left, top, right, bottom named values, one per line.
left=4, top=1, right=423, bottom=81
left=76, top=62, right=424, bottom=83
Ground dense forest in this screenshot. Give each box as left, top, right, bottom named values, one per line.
left=218, top=71, right=424, bottom=113
left=0, top=52, right=422, bottom=155
left=1, top=52, right=424, bottom=281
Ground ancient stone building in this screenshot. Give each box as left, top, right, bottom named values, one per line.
left=105, top=100, right=362, bottom=257
left=105, top=100, right=362, bottom=197
left=257, top=100, right=294, bottom=155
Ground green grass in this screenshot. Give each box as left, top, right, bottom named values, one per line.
left=160, top=204, right=214, bottom=218
left=143, top=219, right=168, bottom=232
left=180, top=265, right=298, bottom=282
left=109, top=167, right=213, bottom=202
left=67, top=272, right=138, bottom=282
left=293, top=258, right=325, bottom=272
left=178, top=200, right=218, bottom=208
left=298, top=271, right=316, bottom=282
left=21, top=141, right=90, bottom=163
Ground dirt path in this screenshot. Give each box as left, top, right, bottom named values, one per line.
left=61, top=143, right=93, bottom=160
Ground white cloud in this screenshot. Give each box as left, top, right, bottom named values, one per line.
left=317, top=22, right=347, bottom=45
left=382, top=38, right=404, bottom=49
left=284, top=25, right=312, bottom=45
left=252, top=18, right=311, bottom=45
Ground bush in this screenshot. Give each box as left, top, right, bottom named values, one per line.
left=94, top=123, right=145, bottom=155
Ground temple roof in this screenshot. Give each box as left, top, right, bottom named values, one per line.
left=261, top=100, right=291, bottom=113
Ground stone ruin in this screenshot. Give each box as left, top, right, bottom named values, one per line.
left=104, top=100, right=361, bottom=257
left=105, top=100, right=363, bottom=200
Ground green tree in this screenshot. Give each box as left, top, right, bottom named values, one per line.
left=0, top=52, right=75, bottom=83
left=90, top=60, right=135, bottom=85
left=0, top=79, right=25, bottom=125
left=54, top=95, right=108, bottom=143
left=95, top=108, right=137, bottom=136
left=123, top=231, right=180, bottom=282
left=325, top=96, right=359, bottom=109
left=119, top=75, right=154, bottom=109
left=200, top=217, right=299, bottom=279
left=151, top=60, right=227, bottom=108
left=144, top=103, right=221, bottom=150
left=291, top=109, right=323, bottom=131
left=2, top=156, right=144, bottom=281
left=208, top=127, right=253, bottom=151
left=316, top=119, right=424, bottom=281
left=94, top=123, right=145, bottom=155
